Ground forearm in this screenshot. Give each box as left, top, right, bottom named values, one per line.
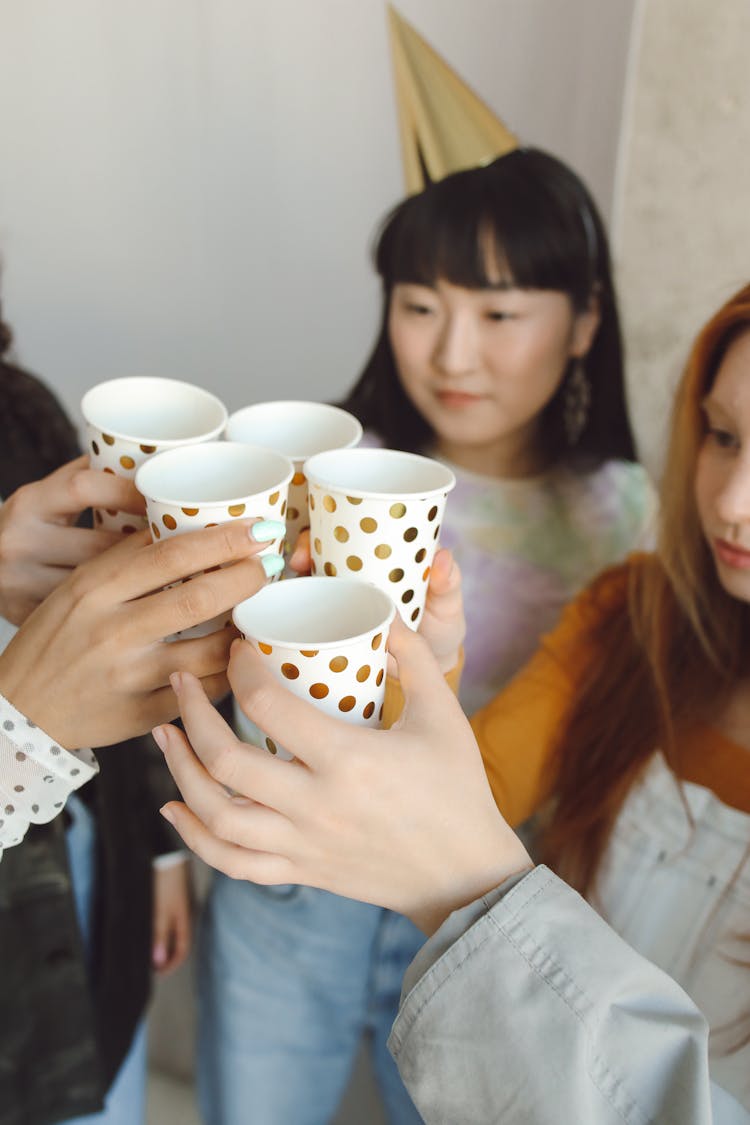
left=390, top=866, right=715, bottom=1125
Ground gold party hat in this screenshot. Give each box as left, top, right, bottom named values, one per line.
left=387, top=6, right=519, bottom=194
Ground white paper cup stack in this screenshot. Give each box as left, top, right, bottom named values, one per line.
left=135, top=441, right=293, bottom=636
left=233, top=577, right=395, bottom=758
left=226, top=400, right=362, bottom=552
left=81, top=376, right=227, bottom=531
left=304, top=448, right=455, bottom=628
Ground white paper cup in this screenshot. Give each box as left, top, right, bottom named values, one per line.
left=81, top=376, right=228, bottom=531
left=226, top=401, right=363, bottom=552
left=232, top=577, right=395, bottom=758
left=304, top=448, right=455, bottom=628
left=135, top=442, right=293, bottom=636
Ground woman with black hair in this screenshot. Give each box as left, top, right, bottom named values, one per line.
left=195, top=149, right=656, bottom=1125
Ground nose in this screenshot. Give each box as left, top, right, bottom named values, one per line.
left=714, top=453, right=750, bottom=528
left=433, top=311, right=479, bottom=378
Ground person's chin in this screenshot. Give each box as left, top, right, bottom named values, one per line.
left=713, top=556, right=750, bottom=603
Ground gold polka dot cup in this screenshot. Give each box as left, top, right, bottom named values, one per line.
left=304, top=448, right=455, bottom=628
left=135, top=441, right=293, bottom=636
left=226, top=401, right=362, bottom=552
left=232, top=577, right=395, bottom=758
left=81, top=376, right=228, bottom=532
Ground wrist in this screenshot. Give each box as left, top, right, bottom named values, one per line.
left=407, top=831, right=533, bottom=937
left=0, top=650, right=24, bottom=716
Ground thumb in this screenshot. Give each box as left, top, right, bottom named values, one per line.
left=425, top=547, right=455, bottom=596
left=386, top=615, right=465, bottom=728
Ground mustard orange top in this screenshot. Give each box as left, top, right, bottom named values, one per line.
left=470, top=556, right=750, bottom=823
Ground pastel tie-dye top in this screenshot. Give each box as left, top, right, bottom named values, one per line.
left=362, top=434, right=657, bottom=715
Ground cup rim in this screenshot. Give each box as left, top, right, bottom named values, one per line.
left=232, top=577, right=396, bottom=650
left=226, top=400, right=363, bottom=463
left=81, top=377, right=228, bottom=445
left=134, top=441, right=294, bottom=508
left=303, top=447, right=456, bottom=501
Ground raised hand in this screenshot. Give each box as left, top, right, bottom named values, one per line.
left=151, top=860, right=192, bottom=975
left=156, top=617, right=530, bottom=936
left=0, top=455, right=145, bottom=625
left=0, top=518, right=284, bottom=749
left=416, top=547, right=465, bottom=672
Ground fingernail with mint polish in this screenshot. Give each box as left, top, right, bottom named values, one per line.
left=261, top=553, right=285, bottom=579
left=250, top=520, right=287, bottom=543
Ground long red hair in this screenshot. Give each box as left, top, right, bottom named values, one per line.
left=539, top=283, right=750, bottom=894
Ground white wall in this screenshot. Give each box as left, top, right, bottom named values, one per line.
left=0, top=0, right=635, bottom=431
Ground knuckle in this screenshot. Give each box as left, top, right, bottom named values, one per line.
left=236, top=682, right=276, bottom=731
left=67, top=469, right=91, bottom=510
left=66, top=565, right=95, bottom=606
left=202, top=800, right=228, bottom=836
left=175, top=580, right=217, bottom=624
left=0, top=523, right=23, bottom=565
left=207, top=740, right=240, bottom=789
left=152, top=536, right=191, bottom=577
left=215, top=523, right=240, bottom=559
left=4, top=484, right=32, bottom=518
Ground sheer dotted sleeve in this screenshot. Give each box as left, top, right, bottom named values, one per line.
left=0, top=693, right=98, bottom=858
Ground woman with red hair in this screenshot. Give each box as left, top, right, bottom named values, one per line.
left=160, top=283, right=750, bottom=1122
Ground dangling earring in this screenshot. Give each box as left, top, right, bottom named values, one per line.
left=563, top=359, right=591, bottom=446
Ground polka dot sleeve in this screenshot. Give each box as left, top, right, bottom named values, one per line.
left=0, top=692, right=98, bottom=859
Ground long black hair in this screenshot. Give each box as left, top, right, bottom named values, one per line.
left=0, top=282, right=79, bottom=489
left=339, top=148, right=637, bottom=468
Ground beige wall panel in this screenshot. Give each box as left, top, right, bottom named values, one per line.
left=615, top=0, right=750, bottom=476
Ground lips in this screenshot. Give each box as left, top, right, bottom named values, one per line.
left=435, top=391, right=482, bottom=408
left=714, top=538, right=750, bottom=570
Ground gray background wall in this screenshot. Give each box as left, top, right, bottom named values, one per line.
left=1, top=0, right=634, bottom=430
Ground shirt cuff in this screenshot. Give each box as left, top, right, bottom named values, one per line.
left=0, top=692, right=99, bottom=858
left=152, top=850, right=189, bottom=870
left=401, top=867, right=534, bottom=1000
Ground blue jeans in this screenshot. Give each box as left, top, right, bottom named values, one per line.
left=197, top=875, right=425, bottom=1125
left=63, top=794, right=148, bottom=1125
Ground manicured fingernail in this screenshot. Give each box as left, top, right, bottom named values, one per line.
left=261, top=554, right=285, bottom=579
left=251, top=520, right=286, bottom=543
left=153, top=943, right=167, bottom=967
left=160, top=804, right=175, bottom=825
left=169, top=672, right=183, bottom=694
left=152, top=726, right=168, bottom=752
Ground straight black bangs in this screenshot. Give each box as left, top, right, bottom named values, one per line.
left=374, top=149, right=599, bottom=311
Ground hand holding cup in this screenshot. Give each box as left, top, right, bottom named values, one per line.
left=0, top=519, right=278, bottom=749
left=156, top=619, right=532, bottom=936
left=0, top=455, right=145, bottom=625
